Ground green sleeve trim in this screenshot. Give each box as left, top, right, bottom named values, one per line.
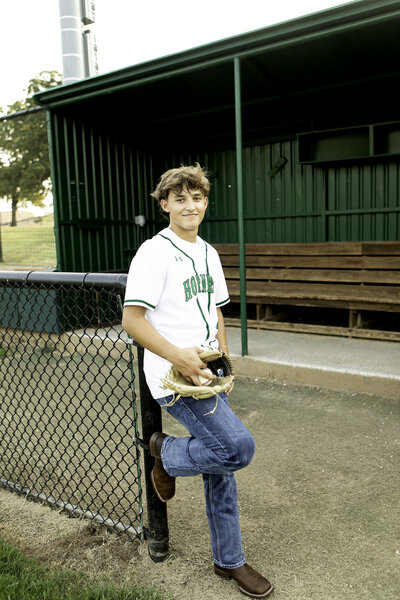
left=216, top=297, right=230, bottom=307
left=124, top=299, right=156, bottom=309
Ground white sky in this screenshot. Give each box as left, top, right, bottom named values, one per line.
left=0, top=0, right=355, bottom=111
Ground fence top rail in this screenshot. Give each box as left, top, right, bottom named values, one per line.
left=0, top=271, right=127, bottom=292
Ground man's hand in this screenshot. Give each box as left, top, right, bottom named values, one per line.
left=171, top=347, right=216, bottom=386
left=226, top=381, right=235, bottom=395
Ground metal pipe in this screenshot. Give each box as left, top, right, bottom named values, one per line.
left=234, top=57, right=248, bottom=357
left=0, top=478, right=142, bottom=537
left=0, top=107, right=44, bottom=122
left=0, top=270, right=127, bottom=292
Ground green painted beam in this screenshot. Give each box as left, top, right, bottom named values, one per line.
left=46, top=111, right=62, bottom=271
left=234, top=57, right=248, bottom=357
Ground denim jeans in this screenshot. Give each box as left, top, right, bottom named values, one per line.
left=154, top=392, right=256, bottom=568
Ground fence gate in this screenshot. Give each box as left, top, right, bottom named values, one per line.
left=0, top=271, right=143, bottom=539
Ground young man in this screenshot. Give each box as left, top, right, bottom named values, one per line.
left=122, top=164, right=273, bottom=598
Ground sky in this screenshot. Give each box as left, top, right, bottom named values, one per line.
left=0, top=0, right=356, bottom=111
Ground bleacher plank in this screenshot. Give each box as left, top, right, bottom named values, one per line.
left=228, top=280, right=400, bottom=303
left=214, top=243, right=363, bottom=255
left=223, top=267, right=400, bottom=284
left=220, top=255, right=400, bottom=269
left=362, top=242, right=400, bottom=255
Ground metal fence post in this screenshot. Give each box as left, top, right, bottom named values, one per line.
left=136, top=344, right=169, bottom=562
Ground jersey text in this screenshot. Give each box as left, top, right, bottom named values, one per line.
left=183, top=274, right=214, bottom=301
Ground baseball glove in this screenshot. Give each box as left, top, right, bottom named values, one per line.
left=161, top=349, right=235, bottom=414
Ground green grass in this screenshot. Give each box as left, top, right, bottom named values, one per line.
left=0, top=537, right=166, bottom=600
left=0, top=215, right=57, bottom=269
left=0, top=346, right=14, bottom=359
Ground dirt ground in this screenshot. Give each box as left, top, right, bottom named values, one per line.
left=0, top=376, right=399, bottom=600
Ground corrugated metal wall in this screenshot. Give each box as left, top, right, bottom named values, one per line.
left=51, top=112, right=158, bottom=272
left=326, top=161, right=400, bottom=241
left=50, top=112, right=400, bottom=273
left=165, top=143, right=400, bottom=245
left=242, top=142, right=326, bottom=244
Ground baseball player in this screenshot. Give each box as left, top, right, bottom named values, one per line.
left=122, top=164, right=273, bottom=598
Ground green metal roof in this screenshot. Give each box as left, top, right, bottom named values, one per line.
left=35, top=0, right=400, bottom=108
left=34, top=0, right=400, bottom=156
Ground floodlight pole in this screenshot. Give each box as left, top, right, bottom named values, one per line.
left=58, top=0, right=98, bottom=83
left=59, top=0, right=85, bottom=83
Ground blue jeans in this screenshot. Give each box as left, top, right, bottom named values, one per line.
left=154, top=392, right=256, bottom=568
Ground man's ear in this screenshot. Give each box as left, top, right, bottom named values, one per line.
left=160, top=199, right=169, bottom=213
left=204, top=196, right=208, bottom=210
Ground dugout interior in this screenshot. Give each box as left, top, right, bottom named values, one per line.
left=35, top=0, right=400, bottom=275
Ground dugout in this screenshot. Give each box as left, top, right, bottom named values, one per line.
left=35, top=0, right=400, bottom=275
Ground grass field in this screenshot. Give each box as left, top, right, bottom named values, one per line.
left=0, top=215, right=57, bottom=270
left=0, top=537, right=167, bottom=600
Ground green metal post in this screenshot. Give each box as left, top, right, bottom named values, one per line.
left=234, top=57, right=248, bottom=356
left=0, top=212, right=3, bottom=262
left=46, top=111, right=63, bottom=271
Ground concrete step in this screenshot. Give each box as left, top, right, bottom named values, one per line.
left=227, top=327, right=400, bottom=398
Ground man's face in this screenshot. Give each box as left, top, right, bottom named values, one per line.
left=160, top=187, right=208, bottom=238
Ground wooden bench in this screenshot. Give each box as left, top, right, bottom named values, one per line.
left=212, top=242, right=400, bottom=341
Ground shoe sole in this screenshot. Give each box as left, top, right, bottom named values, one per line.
left=214, top=567, right=274, bottom=598
left=238, top=584, right=274, bottom=599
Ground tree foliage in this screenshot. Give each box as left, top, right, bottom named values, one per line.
left=0, top=71, right=62, bottom=225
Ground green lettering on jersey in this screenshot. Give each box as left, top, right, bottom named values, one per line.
left=196, top=275, right=203, bottom=294
left=183, top=279, right=192, bottom=302
left=183, top=273, right=214, bottom=302
left=190, top=276, right=198, bottom=296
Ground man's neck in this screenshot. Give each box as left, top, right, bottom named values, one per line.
left=169, top=223, right=198, bottom=243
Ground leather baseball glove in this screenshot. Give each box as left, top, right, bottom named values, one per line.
left=161, top=349, right=235, bottom=412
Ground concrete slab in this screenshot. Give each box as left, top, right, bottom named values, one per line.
left=227, top=327, right=400, bottom=398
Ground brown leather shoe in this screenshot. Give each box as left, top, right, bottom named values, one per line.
left=149, top=432, right=175, bottom=502
left=214, top=563, right=273, bottom=598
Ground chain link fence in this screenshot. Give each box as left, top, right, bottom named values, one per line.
left=0, top=271, right=143, bottom=539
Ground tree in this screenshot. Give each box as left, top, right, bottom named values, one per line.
left=0, top=71, right=62, bottom=226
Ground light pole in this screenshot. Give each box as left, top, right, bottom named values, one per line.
left=58, top=0, right=98, bottom=84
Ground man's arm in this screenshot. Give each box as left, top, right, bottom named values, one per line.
left=122, top=305, right=214, bottom=385
left=216, top=307, right=235, bottom=394
left=216, top=307, right=229, bottom=355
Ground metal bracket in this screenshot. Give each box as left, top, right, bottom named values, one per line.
left=133, top=436, right=149, bottom=451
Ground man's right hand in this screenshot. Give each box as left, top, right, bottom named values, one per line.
left=171, top=347, right=216, bottom=386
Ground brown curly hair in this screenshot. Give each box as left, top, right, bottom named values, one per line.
left=151, top=163, right=210, bottom=219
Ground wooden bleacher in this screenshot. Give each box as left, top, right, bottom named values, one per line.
left=213, top=242, right=400, bottom=341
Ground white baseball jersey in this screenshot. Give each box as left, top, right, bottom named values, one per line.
left=124, top=226, right=230, bottom=399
